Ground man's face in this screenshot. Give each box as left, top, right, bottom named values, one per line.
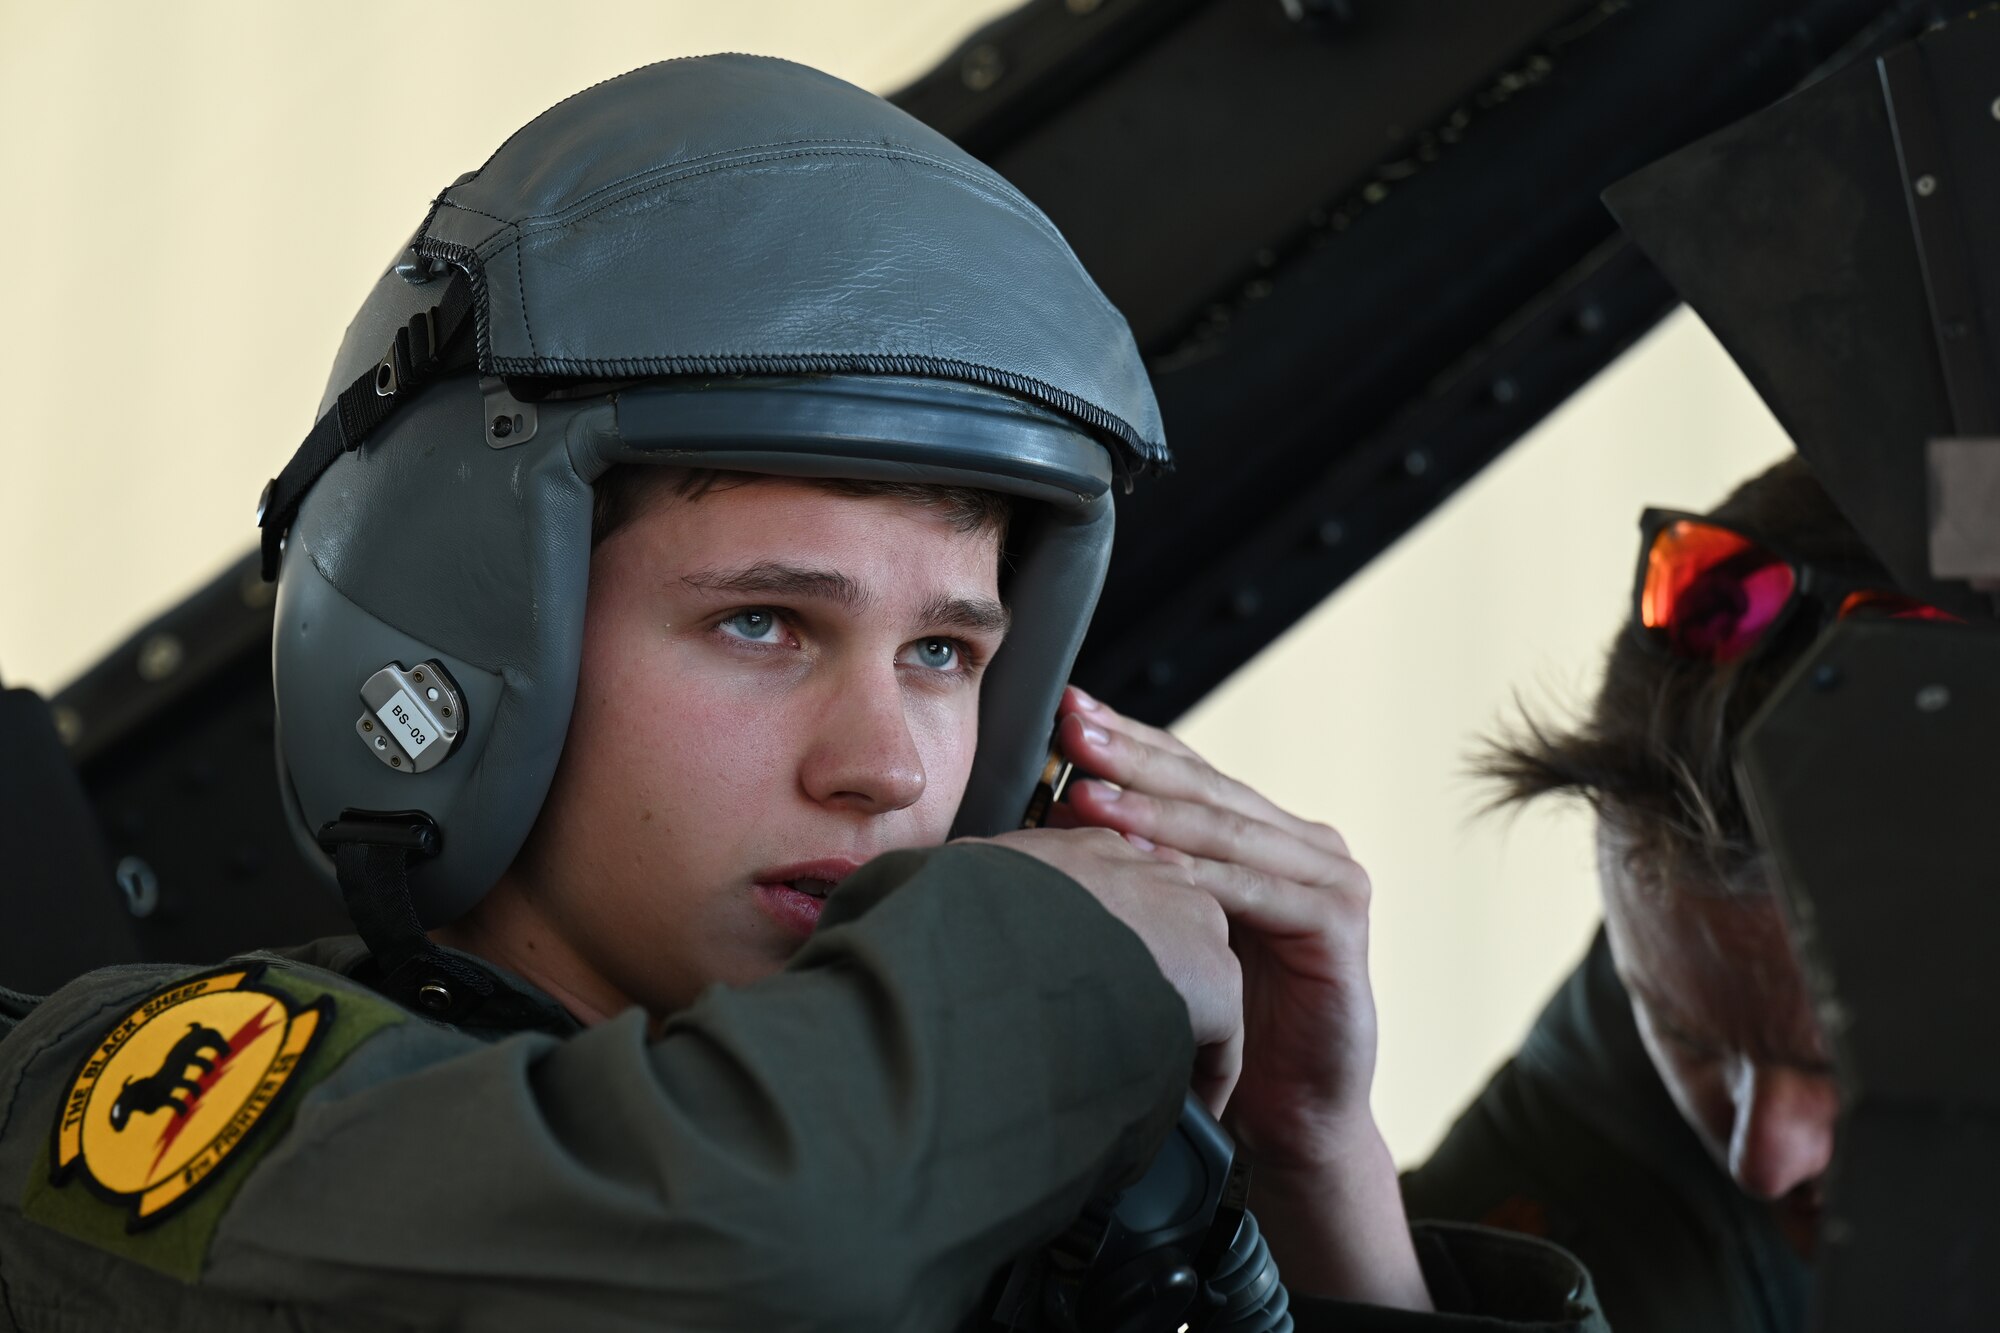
left=1597, top=822, right=1838, bottom=1258
left=507, top=477, right=1008, bottom=1016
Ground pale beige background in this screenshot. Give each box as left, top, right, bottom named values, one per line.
left=0, top=2, right=1789, bottom=1163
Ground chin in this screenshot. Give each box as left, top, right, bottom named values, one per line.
left=1775, top=1187, right=1823, bottom=1261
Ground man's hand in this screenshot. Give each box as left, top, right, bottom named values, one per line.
left=1041, top=685, right=1432, bottom=1312
left=977, top=826, right=1245, bottom=1116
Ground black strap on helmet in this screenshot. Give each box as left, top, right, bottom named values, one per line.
left=317, top=809, right=499, bottom=1021
left=256, top=273, right=478, bottom=581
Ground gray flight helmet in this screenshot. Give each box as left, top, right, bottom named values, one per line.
left=268, top=56, right=1168, bottom=928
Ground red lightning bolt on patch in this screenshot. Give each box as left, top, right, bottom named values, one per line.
left=147, top=1002, right=281, bottom=1176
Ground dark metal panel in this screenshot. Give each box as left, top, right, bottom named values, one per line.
left=1048, top=0, right=1945, bottom=720
left=1079, top=237, right=1678, bottom=714
left=1883, top=26, right=2000, bottom=442
left=39, top=556, right=351, bottom=968
left=894, top=0, right=1214, bottom=159
left=1605, top=9, right=1999, bottom=627
left=0, top=687, right=136, bottom=994
left=1737, top=619, right=2000, bottom=1332
left=984, top=0, right=1588, bottom=352
left=76, top=644, right=352, bottom=964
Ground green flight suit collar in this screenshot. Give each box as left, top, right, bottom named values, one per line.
left=259, top=936, right=582, bottom=1041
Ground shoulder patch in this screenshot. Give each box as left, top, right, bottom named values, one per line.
left=50, top=967, right=324, bottom=1225
left=23, top=963, right=405, bottom=1281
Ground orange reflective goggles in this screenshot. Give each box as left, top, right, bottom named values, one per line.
left=1634, top=509, right=1963, bottom=663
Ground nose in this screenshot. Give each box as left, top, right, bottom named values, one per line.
left=799, top=666, right=927, bottom=815
left=1726, top=1062, right=1837, bottom=1200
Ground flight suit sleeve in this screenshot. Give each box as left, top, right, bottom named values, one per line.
left=0, top=843, right=1194, bottom=1333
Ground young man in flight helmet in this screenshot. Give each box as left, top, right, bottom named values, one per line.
left=0, top=57, right=1604, bottom=1331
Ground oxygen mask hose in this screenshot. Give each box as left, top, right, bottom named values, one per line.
left=1203, top=1209, right=1292, bottom=1333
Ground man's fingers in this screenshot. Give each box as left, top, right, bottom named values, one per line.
left=1060, top=711, right=1251, bottom=812
left=1067, top=776, right=1350, bottom=889
left=1058, top=711, right=1350, bottom=860
left=1189, top=852, right=1371, bottom=948
left=1043, top=803, right=1187, bottom=863
left=1064, top=685, right=1201, bottom=761
left=1062, top=684, right=1352, bottom=858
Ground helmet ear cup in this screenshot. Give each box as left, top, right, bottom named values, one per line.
left=274, top=376, right=597, bottom=927
left=273, top=558, right=510, bottom=923
left=951, top=491, right=1114, bottom=840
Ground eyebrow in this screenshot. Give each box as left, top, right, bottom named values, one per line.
left=918, top=591, right=1011, bottom=639
left=678, top=562, right=1010, bottom=638
left=680, top=562, right=870, bottom=610
left=1630, top=976, right=1832, bottom=1069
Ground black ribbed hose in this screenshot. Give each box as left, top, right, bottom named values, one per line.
left=1204, top=1210, right=1293, bottom=1333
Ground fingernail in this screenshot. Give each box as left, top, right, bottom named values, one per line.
left=1072, top=687, right=1101, bottom=712
left=1088, top=779, right=1121, bottom=801
left=1080, top=723, right=1110, bottom=746
left=1124, top=831, right=1155, bottom=851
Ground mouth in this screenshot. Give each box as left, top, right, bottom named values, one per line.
left=750, top=858, right=867, bottom=937
left=755, top=858, right=865, bottom=895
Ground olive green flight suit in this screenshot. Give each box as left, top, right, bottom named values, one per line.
left=1, top=845, right=1606, bottom=1332
left=1402, top=931, right=1809, bottom=1333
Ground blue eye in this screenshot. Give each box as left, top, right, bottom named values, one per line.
left=907, top=638, right=959, bottom=671
left=721, top=609, right=782, bottom=643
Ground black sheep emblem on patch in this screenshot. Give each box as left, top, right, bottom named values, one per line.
left=108, top=1022, right=230, bottom=1130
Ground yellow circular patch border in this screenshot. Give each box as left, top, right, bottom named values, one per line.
left=49, top=967, right=330, bottom=1229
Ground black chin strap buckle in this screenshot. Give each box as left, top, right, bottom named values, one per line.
left=319, top=809, right=440, bottom=859
left=317, top=809, right=494, bottom=1022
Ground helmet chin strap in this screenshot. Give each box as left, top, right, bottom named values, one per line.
left=317, top=809, right=497, bottom=1022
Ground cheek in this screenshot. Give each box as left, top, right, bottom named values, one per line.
left=552, top=606, right=803, bottom=846
left=1635, top=1019, right=1739, bottom=1155
left=1667, top=1055, right=1736, bottom=1143
left=903, top=687, right=983, bottom=825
